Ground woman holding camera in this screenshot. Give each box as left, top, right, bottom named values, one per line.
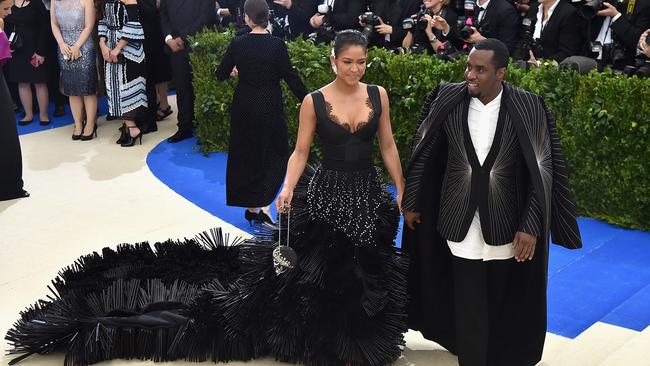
left=50, top=0, right=98, bottom=140
left=1, top=0, right=29, bottom=200
left=217, top=0, right=307, bottom=225
left=4, top=0, right=51, bottom=126
left=402, top=0, right=462, bottom=54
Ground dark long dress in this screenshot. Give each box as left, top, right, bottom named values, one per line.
left=4, top=0, right=50, bottom=84
left=0, top=32, right=27, bottom=201
left=5, top=85, right=408, bottom=366
left=217, top=32, right=308, bottom=208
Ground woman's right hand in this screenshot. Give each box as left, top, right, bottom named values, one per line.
left=60, top=43, right=72, bottom=59
left=276, top=187, right=294, bottom=213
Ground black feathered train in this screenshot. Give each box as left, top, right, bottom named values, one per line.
left=6, top=166, right=409, bottom=366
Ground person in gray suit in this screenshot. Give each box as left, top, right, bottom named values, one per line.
left=401, top=38, right=582, bottom=366
left=160, top=0, right=215, bottom=142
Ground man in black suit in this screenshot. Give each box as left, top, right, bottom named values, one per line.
left=160, top=0, right=216, bottom=142
left=584, top=0, right=650, bottom=66
left=361, top=0, right=421, bottom=49
left=273, top=0, right=319, bottom=39
left=464, top=0, right=521, bottom=53
left=402, top=39, right=582, bottom=366
left=308, top=0, right=366, bottom=31
left=525, top=0, right=584, bottom=63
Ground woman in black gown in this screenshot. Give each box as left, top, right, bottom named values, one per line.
left=4, top=0, right=51, bottom=126
left=217, top=0, right=307, bottom=224
left=0, top=0, right=29, bottom=201
left=6, top=31, right=408, bottom=366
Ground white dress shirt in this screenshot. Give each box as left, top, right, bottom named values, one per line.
left=533, top=0, right=560, bottom=40
left=446, top=89, right=516, bottom=261
left=594, top=13, right=623, bottom=59
left=476, top=0, right=491, bottom=23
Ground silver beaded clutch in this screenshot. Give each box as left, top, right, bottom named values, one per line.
left=272, top=209, right=297, bottom=275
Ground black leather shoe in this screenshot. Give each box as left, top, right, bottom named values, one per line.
left=167, top=129, right=192, bottom=143
left=54, top=104, right=66, bottom=117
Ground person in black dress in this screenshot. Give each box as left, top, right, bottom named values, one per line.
left=139, top=0, right=172, bottom=123
left=1, top=1, right=29, bottom=201
left=4, top=0, right=51, bottom=126
left=217, top=0, right=307, bottom=224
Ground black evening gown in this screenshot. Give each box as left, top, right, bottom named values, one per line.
left=4, top=0, right=50, bottom=84
left=5, top=85, right=408, bottom=366
left=0, top=63, right=27, bottom=201
left=217, top=32, right=308, bottom=208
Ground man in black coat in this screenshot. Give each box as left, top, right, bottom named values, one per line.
left=273, top=0, right=319, bottom=39
left=308, top=0, right=366, bottom=31
left=361, top=0, right=421, bottom=49
left=525, top=0, right=584, bottom=63
left=402, top=38, right=582, bottom=366
left=160, top=0, right=216, bottom=142
left=584, top=0, right=650, bottom=66
left=464, top=0, right=521, bottom=53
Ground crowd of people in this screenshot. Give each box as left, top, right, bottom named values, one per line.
left=3, top=1, right=591, bottom=366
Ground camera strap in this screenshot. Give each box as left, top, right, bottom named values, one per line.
left=626, top=0, right=636, bottom=15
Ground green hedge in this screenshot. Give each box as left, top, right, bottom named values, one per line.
left=189, top=29, right=650, bottom=231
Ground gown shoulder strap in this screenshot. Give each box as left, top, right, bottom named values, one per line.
left=310, top=90, right=328, bottom=123
left=367, top=84, right=382, bottom=120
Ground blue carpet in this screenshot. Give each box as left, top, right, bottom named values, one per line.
left=15, top=97, right=109, bottom=135
left=147, top=137, right=650, bottom=339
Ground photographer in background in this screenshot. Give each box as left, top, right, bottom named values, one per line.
left=460, top=0, right=521, bottom=53
left=583, top=0, right=650, bottom=68
left=309, top=0, right=365, bottom=32
left=524, top=0, right=584, bottom=64
left=358, top=0, right=421, bottom=49
left=402, top=0, right=463, bottom=54
left=273, top=0, right=319, bottom=39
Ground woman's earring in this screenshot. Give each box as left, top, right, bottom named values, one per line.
left=331, top=64, right=337, bottom=74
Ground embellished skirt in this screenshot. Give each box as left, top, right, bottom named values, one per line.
left=5, top=166, right=408, bottom=366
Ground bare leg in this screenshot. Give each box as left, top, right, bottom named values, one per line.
left=156, top=82, right=170, bottom=110
left=18, top=83, right=33, bottom=121
left=82, top=95, right=98, bottom=135
left=125, top=119, right=140, bottom=137
left=34, top=83, right=49, bottom=121
left=69, top=96, right=84, bottom=135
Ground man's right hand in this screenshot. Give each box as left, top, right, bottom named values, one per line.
left=166, top=37, right=184, bottom=53
left=403, top=210, right=422, bottom=230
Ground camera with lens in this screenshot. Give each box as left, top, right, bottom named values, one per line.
left=360, top=11, right=381, bottom=39
left=436, top=41, right=464, bottom=61
left=268, top=9, right=288, bottom=38
left=578, top=0, right=624, bottom=19
left=307, top=4, right=335, bottom=44
left=459, top=0, right=477, bottom=40
left=601, top=41, right=628, bottom=69
left=513, top=16, right=543, bottom=60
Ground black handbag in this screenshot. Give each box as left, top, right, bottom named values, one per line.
left=8, top=30, right=22, bottom=51
left=272, top=209, right=297, bottom=275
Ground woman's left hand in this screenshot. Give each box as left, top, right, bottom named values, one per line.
left=109, top=48, right=121, bottom=63
left=230, top=66, right=239, bottom=77
left=32, top=53, right=45, bottom=67
left=70, top=45, right=81, bottom=60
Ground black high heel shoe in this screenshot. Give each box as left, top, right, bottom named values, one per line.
left=116, top=123, right=128, bottom=144
left=80, top=123, right=98, bottom=141
left=244, top=210, right=258, bottom=226
left=257, top=210, right=274, bottom=225
left=72, top=123, right=84, bottom=140
left=120, top=126, right=143, bottom=147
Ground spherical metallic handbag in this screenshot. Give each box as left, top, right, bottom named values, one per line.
left=272, top=208, right=297, bottom=275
